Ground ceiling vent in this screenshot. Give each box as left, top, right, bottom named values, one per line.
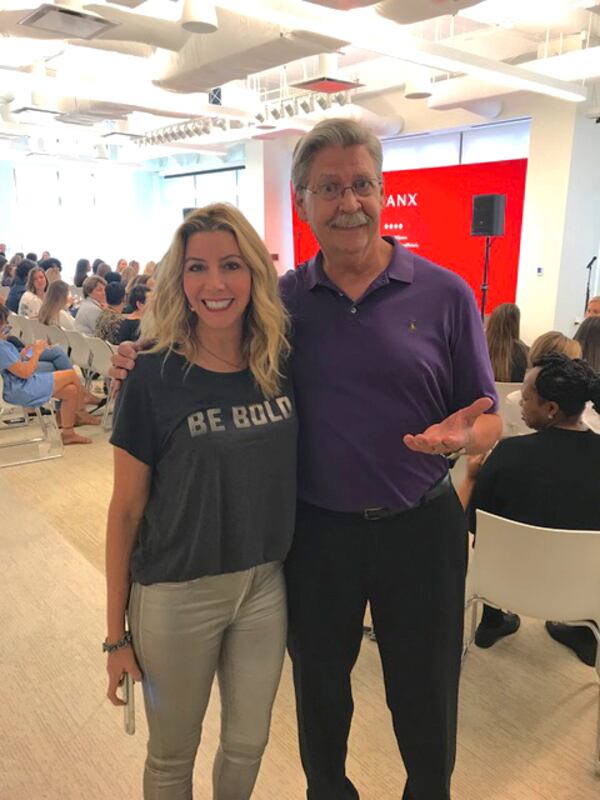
left=18, top=3, right=117, bottom=40
left=290, top=53, right=364, bottom=94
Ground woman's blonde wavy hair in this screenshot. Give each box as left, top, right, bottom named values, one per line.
left=141, top=203, right=290, bottom=398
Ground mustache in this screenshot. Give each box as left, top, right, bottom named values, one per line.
left=330, top=211, right=370, bottom=229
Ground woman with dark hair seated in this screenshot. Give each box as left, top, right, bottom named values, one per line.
left=460, top=353, right=600, bottom=666
left=74, top=258, right=91, bottom=288
left=115, top=285, right=150, bottom=344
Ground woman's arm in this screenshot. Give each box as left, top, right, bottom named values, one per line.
left=7, top=340, right=46, bottom=378
left=105, top=446, right=151, bottom=703
left=106, top=446, right=151, bottom=642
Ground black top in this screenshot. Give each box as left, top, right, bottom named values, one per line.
left=469, top=427, right=600, bottom=532
left=111, top=350, right=298, bottom=585
left=6, top=281, right=26, bottom=313
left=115, top=318, right=140, bottom=344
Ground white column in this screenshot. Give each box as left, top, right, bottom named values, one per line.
left=516, top=101, right=600, bottom=343
left=239, top=137, right=296, bottom=275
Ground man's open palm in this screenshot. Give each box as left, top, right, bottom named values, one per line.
left=403, top=397, right=493, bottom=455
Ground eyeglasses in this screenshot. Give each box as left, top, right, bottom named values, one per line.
left=300, top=178, right=382, bottom=202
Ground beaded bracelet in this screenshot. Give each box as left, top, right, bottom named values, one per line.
left=102, top=631, right=132, bottom=653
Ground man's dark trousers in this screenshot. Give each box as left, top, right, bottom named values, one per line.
left=285, top=486, right=468, bottom=800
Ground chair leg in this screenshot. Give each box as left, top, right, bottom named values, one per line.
left=594, top=631, right=600, bottom=776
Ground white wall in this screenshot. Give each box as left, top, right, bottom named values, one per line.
left=0, top=160, right=164, bottom=282
left=516, top=100, right=600, bottom=342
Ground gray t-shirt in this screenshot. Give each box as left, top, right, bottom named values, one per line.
left=110, top=350, right=298, bottom=585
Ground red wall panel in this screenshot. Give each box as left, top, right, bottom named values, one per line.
left=292, top=158, right=528, bottom=312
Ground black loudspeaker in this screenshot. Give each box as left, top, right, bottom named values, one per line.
left=471, top=194, right=506, bottom=237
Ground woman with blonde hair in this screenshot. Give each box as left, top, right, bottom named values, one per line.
left=105, top=203, right=297, bottom=799
left=38, top=280, right=76, bottom=330
left=120, top=265, right=136, bottom=293
left=18, top=266, right=48, bottom=318
left=529, top=330, right=581, bottom=365
left=143, top=260, right=156, bottom=277
left=486, top=302, right=529, bottom=382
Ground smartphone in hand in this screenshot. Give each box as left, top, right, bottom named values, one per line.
left=123, top=672, right=135, bottom=735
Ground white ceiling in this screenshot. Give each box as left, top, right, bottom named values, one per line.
left=0, top=0, right=599, bottom=166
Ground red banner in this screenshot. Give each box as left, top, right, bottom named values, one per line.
left=292, top=159, right=528, bottom=311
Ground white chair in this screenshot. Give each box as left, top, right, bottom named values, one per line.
left=7, top=311, right=21, bottom=338
left=15, top=314, right=33, bottom=345
left=0, top=374, right=63, bottom=467
left=465, top=510, right=600, bottom=774
left=64, top=330, right=92, bottom=371
left=87, top=336, right=114, bottom=429
left=29, top=318, right=49, bottom=342
left=494, top=381, right=523, bottom=438
left=46, top=325, right=70, bottom=353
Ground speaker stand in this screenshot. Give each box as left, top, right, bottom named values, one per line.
left=480, top=236, right=492, bottom=323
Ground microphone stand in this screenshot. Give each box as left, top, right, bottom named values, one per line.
left=584, top=255, right=597, bottom=315
left=480, top=236, right=492, bottom=323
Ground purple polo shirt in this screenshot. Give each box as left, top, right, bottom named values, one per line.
left=280, top=238, right=498, bottom=512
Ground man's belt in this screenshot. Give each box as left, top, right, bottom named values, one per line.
left=361, top=473, right=452, bottom=521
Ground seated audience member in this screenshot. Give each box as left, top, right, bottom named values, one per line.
left=143, top=260, right=156, bottom=277
left=96, top=282, right=126, bottom=343
left=75, top=276, right=107, bottom=335
left=0, top=243, right=5, bottom=255
left=116, top=258, right=128, bottom=273
left=38, top=281, right=76, bottom=331
left=574, top=316, right=600, bottom=433
left=18, top=265, right=48, bottom=318
left=96, top=263, right=111, bottom=280
left=92, top=258, right=104, bottom=275
left=40, top=250, right=50, bottom=261
left=104, top=270, right=122, bottom=285
left=460, top=354, right=600, bottom=666
left=45, top=266, right=61, bottom=284
left=128, top=259, right=140, bottom=275
left=0, top=256, right=8, bottom=284
left=126, top=273, right=155, bottom=297
left=3, top=254, right=21, bottom=286
left=119, top=265, right=136, bottom=292
left=0, top=305, right=96, bottom=445
left=25, top=252, right=38, bottom=263
left=74, top=258, right=91, bottom=288
left=574, top=315, right=600, bottom=371
left=503, top=331, right=582, bottom=436
left=39, top=257, right=62, bottom=274
left=486, top=302, right=529, bottom=382
left=585, top=295, right=600, bottom=318
left=6, top=259, right=35, bottom=312
left=114, top=284, right=150, bottom=343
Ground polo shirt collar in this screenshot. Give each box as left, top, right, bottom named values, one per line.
left=305, top=236, right=414, bottom=291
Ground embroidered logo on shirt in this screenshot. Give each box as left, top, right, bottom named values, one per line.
left=408, top=320, right=417, bottom=333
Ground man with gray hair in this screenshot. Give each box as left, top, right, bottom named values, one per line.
left=111, top=118, right=501, bottom=800
left=281, top=118, right=500, bottom=800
